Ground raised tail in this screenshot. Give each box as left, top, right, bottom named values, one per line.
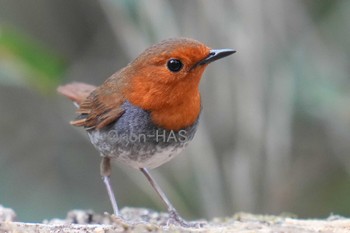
left=57, top=82, right=96, bottom=107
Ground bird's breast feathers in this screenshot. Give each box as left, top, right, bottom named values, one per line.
left=87, top=101, right=199, bottom=168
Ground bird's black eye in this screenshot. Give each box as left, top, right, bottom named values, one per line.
left=167, top=59, right=183, bottom=72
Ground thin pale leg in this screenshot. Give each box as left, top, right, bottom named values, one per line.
left=101, top=157, right=119, bottom=216
left=140, top=168, right=202, bottom=227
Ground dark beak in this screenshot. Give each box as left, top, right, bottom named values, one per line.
left=200, top=49, right=236, bottom=65
left=191, top=49, right=236, bottom=70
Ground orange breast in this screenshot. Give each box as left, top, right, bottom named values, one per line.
left=126, top=70, right=203, bottom=131
left=151, top=88, right=201, bottom=131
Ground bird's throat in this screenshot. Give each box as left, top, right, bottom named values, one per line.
left=126, top=72, right=202, bottom=131
left=150, top=93, right=201, bottom=131
left=127, top=85, right=201, bottom=131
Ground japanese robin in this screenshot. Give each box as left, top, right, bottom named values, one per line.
left=57, top=37, right=235, bottom=227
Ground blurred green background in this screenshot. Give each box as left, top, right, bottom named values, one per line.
left=1, top=0, right=350, bottom=223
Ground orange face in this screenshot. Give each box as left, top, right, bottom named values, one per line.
left=132, top=39, right=210, bottom=82
left=123, top=38, right=211, bottom=130
left=124, top=38, right=233, bottom=131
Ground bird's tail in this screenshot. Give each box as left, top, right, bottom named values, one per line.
left=57, top=82, right=96, bottom=107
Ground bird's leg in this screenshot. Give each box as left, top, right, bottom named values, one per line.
left=100, top=157, right=119, bottom=216
left=140, top=168, right=202, bottom=228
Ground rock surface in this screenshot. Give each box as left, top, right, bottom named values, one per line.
left=1, top=205, right=350, bottom=232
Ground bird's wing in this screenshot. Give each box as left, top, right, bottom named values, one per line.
left=58, top=74, right=127, bottom=130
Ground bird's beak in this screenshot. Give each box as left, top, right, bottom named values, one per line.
left=200, top=49, right=236, bottom=65
left=191, top=49, right=236, bottom=70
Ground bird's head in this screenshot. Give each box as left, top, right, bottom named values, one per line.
left=123, top=38, right=235, bottom=130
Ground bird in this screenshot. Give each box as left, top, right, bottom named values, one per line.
left=57, top=37, right=235, bottom=227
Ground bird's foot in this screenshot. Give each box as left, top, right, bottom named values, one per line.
left=167, top=209, right=206, bottom=228
left=109, top=214, right=130, bottom=227
left=109, top=212, right=155, bottom=227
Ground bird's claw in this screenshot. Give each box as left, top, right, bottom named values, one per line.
left=167, top=209, right=206, bottom=228
left=109, top=214, right=130, bottom=227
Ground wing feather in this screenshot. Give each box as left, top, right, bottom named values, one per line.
left=57, top=73, right=127, bottom=129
